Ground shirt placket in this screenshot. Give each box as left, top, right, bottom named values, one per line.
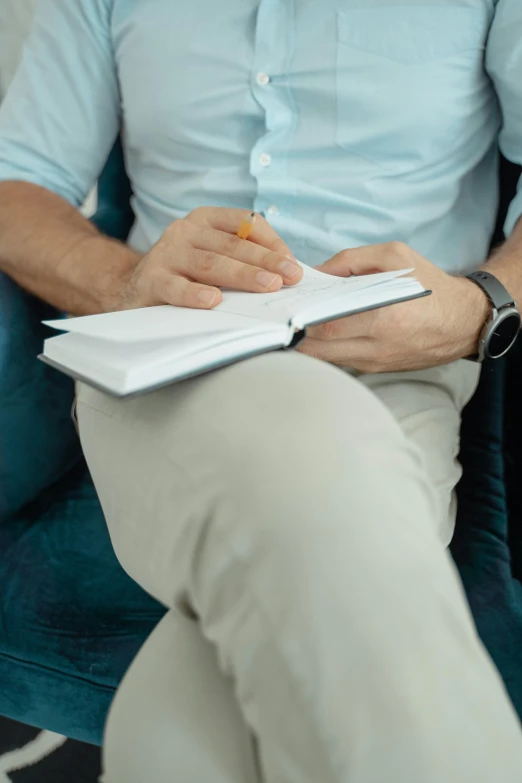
left=250, top=0, right=297, bottom=224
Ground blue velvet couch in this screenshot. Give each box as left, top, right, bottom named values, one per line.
left=0, top=140, right=166, bottom=745
left=0, top=141, right=521, bottom=746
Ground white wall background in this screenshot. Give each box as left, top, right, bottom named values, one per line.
left=0, top=0, right=39, bottom=99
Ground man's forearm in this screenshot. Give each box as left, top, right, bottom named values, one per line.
left=0, top=181, right=140, bottom=315
left=483, top=217, right=522, bottom=306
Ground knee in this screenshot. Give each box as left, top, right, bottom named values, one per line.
left=203, top=354, right=434, bottom=559
left=103, top=612, right=257, bottom=783
left=214, top=352, right=399, bottom=455
left=210, top=352, right=418, bottom=504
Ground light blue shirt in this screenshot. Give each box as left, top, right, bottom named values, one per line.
left=0, top=0, right=521, bottom=272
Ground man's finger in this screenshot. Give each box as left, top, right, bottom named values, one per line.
left=321, top=241, right=416, bottom=278
left=189, top=225, right=303, bottom=285
left=159, top=273, right=223, bottom=309
left=187, top=207, right=296, bottom=260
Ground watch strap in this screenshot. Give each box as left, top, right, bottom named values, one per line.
left=465, top=270, right=515, bottom=311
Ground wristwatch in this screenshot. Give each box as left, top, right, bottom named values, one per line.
left=465, top=270, right=521, bottom=361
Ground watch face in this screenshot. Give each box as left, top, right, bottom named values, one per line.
left=488, top=311, right=521, bottom=359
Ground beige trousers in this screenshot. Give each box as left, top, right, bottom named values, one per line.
left=76, top=352, right=522, bottom=783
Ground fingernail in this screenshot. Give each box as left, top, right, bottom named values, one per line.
left=257, top=271, right=280, bottom=288
left=198, top=290, right=217, bottom=305
left=279, top=260, right=300, bottom=279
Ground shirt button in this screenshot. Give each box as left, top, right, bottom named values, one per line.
left=259, top=153, right=272, bottom=168
left=267, top=204, right=279, bottom=216
left=256, top=72, right=270, bottom=86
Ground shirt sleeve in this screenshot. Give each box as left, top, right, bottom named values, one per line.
left=0, top=0, right=119, bottom=208
left=486, top=0, right=522, bottom=238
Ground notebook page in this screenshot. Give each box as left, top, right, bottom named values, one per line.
left=292, top=276, right=425, bottom=329
left=44, top=305, right=276, bottom=343
left=44, top=321, right=290, bottom=397
left=216, top=265, right=414, bottom=325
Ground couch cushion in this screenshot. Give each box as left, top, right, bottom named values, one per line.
left=0, top=460, right=166, bottom=745
left=0, top=136, right=134, bottom=524
left=91, top=135, right=135, bottom=241
left=0, top=273, right=82, bottom=522
left=452, top=357, right=522, bottom=720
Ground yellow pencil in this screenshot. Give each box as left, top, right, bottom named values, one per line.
left=236, top=211, right=256, bottom=241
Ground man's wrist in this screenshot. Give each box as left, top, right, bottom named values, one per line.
left=454, top=276, right=491, bottom=359
left=86, top=234, right=143, bottom=313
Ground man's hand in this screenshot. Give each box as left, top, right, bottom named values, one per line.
left=115, top=207, right=302, bottom=311
left=297, top=242, right=490, bottom=373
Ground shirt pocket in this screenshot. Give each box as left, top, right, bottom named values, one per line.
left=335, top=6, right=489, bottom=175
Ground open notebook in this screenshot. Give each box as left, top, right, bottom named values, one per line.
left=40, top=263, right=428, bottom=398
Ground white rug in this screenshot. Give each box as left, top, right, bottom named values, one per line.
left=0, top=718, right=100, bottom=782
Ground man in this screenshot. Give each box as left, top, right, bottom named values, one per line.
left=0, top=0, right=521, bottom=780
